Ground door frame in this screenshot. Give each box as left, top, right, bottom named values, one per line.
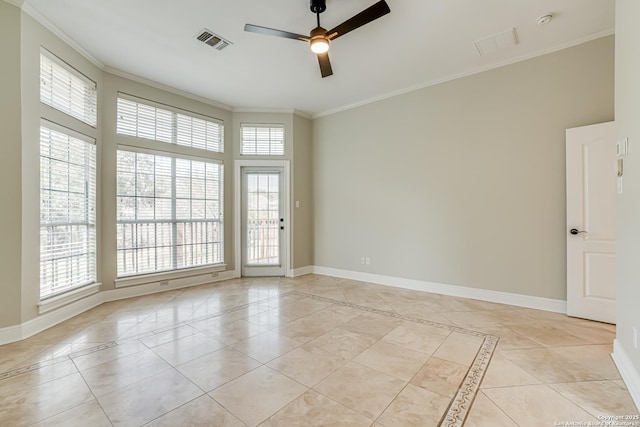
left=241, top=166, right=285, bottom=277
left=234, top=160, right=291, bottom=278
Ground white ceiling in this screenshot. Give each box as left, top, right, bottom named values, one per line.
left=22, top=0, right=614, bottom=117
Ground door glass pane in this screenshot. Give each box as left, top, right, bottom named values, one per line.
left=246, top=173, right=280, bottom=265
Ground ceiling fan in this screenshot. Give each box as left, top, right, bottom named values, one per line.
left=244, top=0, right=391, bottom=78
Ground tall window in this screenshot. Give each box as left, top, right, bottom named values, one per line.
left=40, top=123, right=97, bottom=298
left=39, top=50, right=98, bottom=300
left=241, top=124, right=284, bottom=156
left=117, top=95, right=224, bottom=153
left=116, top=95, right=225, bottom=278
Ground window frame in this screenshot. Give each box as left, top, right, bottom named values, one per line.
left=114, top=94, right=227, bottom=284
left=240, top=123, right=285, bottom=156
left=40, top=48, right=98, bottom=127
left=115, top=147, right=225, bottom=279
left=39, top=119, right=97, bottom=300
left=116, top=93, right=224, bottom=153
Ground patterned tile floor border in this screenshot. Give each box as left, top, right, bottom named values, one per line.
left=0, top=290, right=499, bottom=426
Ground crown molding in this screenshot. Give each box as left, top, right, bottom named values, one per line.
left=313, top=28, right=615, bottom=119
left=21, top=1, right=104, bottom=69
left=20, top=1, right=233, bottom=112
left=293, top=109, right=312, bottom=119
left=16, top=1, right=613, bottom=122
left=233, top=107, right=312, bottom=119
left=104, top=66, right=233, bottom=112
left=2, top=0, right=24, bottom=8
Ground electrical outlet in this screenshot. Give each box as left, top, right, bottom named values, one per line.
left=160, top=280, right=169, bottom=286
left=618, top=177, right=624, bottom=194
left=634, top=327, right=638, bottom=349
left=365, top=257, right=371, bottom=265
left=360, top=257, right=365, bottom=264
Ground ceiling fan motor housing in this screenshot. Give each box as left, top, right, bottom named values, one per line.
left=310, top=0, right=326, bottom=14
left=310, top=26, right=326, bottom=37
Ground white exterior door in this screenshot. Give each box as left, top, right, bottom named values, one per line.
left=566, top=121, right=616, bottom=324
left=241, top=167, right=285, bottom=277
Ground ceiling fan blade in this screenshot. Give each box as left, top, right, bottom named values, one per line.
left=244, top=24, right=309, bottom=41
left=326, top=0, right=390, bottom=40
left=317, top=52, right=333, bottom=78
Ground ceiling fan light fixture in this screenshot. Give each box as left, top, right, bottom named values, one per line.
left=244, top=0, right=390, bottom=77
left=310, top=36, right=329, bottom=53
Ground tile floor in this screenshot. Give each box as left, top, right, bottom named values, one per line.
left=0, top=275, right=637, bottom=426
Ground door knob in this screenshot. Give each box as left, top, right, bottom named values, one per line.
left=569, top=228, right=587, bottom=235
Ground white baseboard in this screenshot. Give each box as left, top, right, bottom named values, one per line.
left=22, top=292, right=104, bottom=340
left=312, top=266, right=567, bottom=313
left=0, top=269, right=239, bottom=346
left=0, top=266, right=568, bottom=346
left=0, top=291, right=104, bottom=346
left=612, top=339, right=640, bottom=411
left=114, top=265, right=227, bottom=289
left=0, top=324, right=23, bottom=346
left=104, top=270, right=238, bottom=302
left=290, top=266, right=314, bottom=277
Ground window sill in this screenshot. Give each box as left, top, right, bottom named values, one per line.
left=114, top=264, right=227, bottom=289
left=38, top=282, right=102, bottom=314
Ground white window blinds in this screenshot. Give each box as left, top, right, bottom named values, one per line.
left=117, top=96, right=224, bottom=153
left=40, top=51, right=97, bottom=127
left=40, top=123, right=97, bottom=299
left=116, top=151, right=224, bottom=277
left=241, top=124, right=285, bottom=156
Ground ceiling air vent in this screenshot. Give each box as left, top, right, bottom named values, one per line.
left=196, top=29, right=232, bottom=51
left=474, top=28, right=518, bottom=56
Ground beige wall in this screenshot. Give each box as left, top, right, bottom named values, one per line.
left=313, top=36, right=614, bottom=300
left=19, top=9, right=103, bottom=323
left=0, top=2, right=22, bottom=327
left=615, top=0, right=640, bottom=376
left=293, top=114, right=313, bottom=268
left=0, top=1, right=617, bottom=333
left=231, top=112, right=314, bottom=271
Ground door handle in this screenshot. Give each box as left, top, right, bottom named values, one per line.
left=569, top=228, right=587, bottom=235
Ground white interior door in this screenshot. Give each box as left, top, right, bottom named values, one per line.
left=566, top=121, right=616, bottom=324
left=241, top=167, right=285, bottom=277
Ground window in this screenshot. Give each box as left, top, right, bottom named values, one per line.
left=40, top=50, right=97, bottom=127
left=115, top=94, right=225, bottom=279
left=241, top=124, right=284, bottom=156
left=40, top=123, right=97, bottom=299
left=117, top=95, right=224, bottom=153
left=39, top=50, right=98, bottom=301
left=116, top=151, right=224, bottom=277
